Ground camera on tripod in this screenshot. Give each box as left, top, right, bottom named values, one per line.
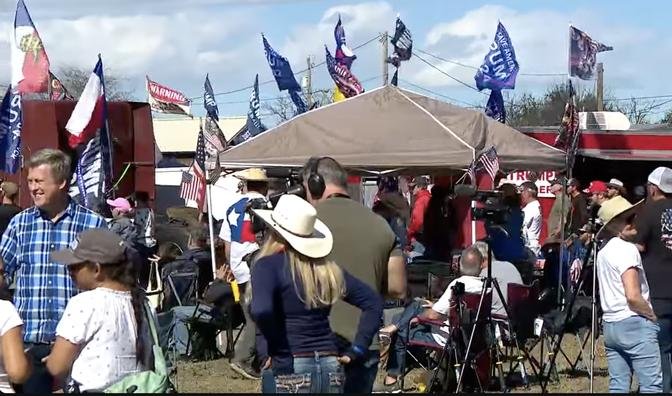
left=469, top=190, right=510, bottom=226
left=452, top=281, right=466, bottom=297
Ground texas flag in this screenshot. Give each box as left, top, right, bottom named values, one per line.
left=65, top=57, right=107, bottom=148
left=11, top=0, right=50, bottom=94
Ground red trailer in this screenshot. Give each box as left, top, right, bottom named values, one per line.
left=0, top=100, right=156, bottom=209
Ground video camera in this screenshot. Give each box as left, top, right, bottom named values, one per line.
left=454, top=184, right=510, bottom=226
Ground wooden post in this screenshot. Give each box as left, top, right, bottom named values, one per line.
left=381, top=31, right=389, bottom=86
left=305, top=56, right=313, bottom=108
left=596, top=62, right=604, bottom=111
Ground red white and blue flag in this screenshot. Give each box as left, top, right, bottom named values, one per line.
left=11, top=0, right=50, bottom=94
left=65, top=56, right=113, bottom=208
left=334, top=15, right=356, bottom=69
left=180, top=127, right=207, bottom=211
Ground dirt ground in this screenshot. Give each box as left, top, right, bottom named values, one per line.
left=174, top=336, right=626, bottom=393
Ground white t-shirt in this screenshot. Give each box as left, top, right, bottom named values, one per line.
left=431, top=276, right=484, bottom=345
left=56, top=288, right=144, bottom=392
left=480, top=260, right=523, bottom=318
left=597, top=237, right=652, bottom=323
left=522, top=200, right=542, bottom=256
left=219, top=191, right=266, bottom=284
left=0, top=300, right=23, bottom=393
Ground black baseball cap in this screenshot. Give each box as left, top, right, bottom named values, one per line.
left=51, top=228, right=127, bottom=266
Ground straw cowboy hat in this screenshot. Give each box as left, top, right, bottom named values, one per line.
left=606, top=178, right=627, bottom=195
left=252, top=194, right=333, bottom=258
left=234, top=167, right=271, bottom=181
left=596, top=199, right=644, bottom=240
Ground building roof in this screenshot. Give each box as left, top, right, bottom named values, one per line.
left=153, top=116, right=246, bottom=153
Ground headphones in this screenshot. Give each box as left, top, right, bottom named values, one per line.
left=307, top=156, right=327, bottom=199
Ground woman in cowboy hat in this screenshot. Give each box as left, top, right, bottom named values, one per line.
left=249, top=195, right=383, bottom=394
left=595, top=201, right=662, bottom=393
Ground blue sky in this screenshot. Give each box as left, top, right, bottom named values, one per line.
left=1, top=0, right=671, bottom=124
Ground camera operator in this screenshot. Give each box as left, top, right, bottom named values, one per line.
left=218, top=167, right=271, bottom=379
left=300, top=157, right=406, bottom=394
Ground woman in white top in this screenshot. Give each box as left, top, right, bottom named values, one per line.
left=0, top=297, right=31, bottom=393
left=45, top=228, right=147, bottom=392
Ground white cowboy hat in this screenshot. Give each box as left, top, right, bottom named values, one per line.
left=234, top=168, right=270, bottom=181
left=252, top=194, right=333, bottom=258
left=596, top=199, right=644, bottom=240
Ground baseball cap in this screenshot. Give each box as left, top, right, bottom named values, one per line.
left=409, top=176, right=429, bottom=187
left=583, top=180, right=608, bottom=194
left=51, top=228, right=127, bottom=266
left=648, top=167, right=672, bottom=194
left=107, top=197, right=132, bottom=212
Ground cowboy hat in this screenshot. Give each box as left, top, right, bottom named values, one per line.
left=234, top=168, right=271, bottom=181
left=596, top=199, right=644, bottom=240
left=252, top=194, right=333, bottom=258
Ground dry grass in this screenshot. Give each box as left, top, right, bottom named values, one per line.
left=175, top=336, right=628, bottom=393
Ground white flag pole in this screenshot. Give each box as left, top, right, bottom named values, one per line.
left=206, top=170, right=218, bottom=280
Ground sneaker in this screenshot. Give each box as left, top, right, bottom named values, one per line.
left=372, top=380, right=402, bottom=393
left=230, top=362, right=261, bottom=380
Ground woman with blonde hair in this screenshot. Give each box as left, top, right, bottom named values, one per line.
left=250, top=195, right=383, bottom=394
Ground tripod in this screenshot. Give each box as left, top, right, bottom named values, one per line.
left=539, top=232, right=599, bottom=393
left=454, top=237, right=538, bottom=393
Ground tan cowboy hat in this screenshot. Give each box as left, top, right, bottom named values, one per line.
left=596, top=199, right=644, bottom=240
left=252, top=194, right=333, bottom=258
left=234, top=167, right=270, bottom=181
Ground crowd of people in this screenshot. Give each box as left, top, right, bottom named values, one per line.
left=0, top=146, right=671, bottom=394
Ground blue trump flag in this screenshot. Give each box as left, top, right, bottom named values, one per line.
left=485, top=89, right=505, bottom=123
left=474, top=22, right=519, bottom=91
left=262, top=34, right=301, bottom=92
left=203, top=74, right=219, bottom=121
left=231, top=74, right=266, bottom=146
left=0, top=87, right=22, bottom=174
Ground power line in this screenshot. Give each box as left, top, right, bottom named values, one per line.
left=188, top=34, right=382, bottom=101
left=603, top=94, right=672, bottom=102
left=415, top=48, right=567, bottom=77
left=398, top=78, right=480, bottom=108
left=411, top=52, right=486, bottom=95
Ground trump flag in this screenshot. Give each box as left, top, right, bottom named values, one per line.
left=11, top=0, right=50, bottom=94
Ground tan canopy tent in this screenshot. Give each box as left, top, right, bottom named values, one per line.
left=217, top=85, right=565, bottom=174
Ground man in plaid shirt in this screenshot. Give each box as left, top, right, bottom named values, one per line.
left=0, top=149, right=106, bottom=393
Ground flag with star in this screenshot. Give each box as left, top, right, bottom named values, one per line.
left=180, top=126, right=206, bottom=210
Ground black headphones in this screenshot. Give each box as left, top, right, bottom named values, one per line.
left=307, top=156, right=327, bottom=199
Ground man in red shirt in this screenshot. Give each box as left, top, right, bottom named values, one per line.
left=407, top=176, right=431, bottom=255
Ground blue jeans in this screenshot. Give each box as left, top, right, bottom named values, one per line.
left=652, top=305, right=672, bottom=393
left=387, top=300, right=440, bottom=377
left=343, top=351, right=379, bottom=393
left=261, top=353, right=344, bottom=393
left=603, top=316, right=663, bottom=393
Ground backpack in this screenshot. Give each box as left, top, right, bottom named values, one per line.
left=104, top=302, right=169, bottom=393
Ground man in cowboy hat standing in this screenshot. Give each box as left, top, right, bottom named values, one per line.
left=219, top=167, right=270, bottom=379
left=596, top=201, right=662, bottom=393
left=635, top=166, right=672, bottom=392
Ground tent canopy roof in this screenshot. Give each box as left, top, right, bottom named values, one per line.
left=217, top=85, right=565, bottom=175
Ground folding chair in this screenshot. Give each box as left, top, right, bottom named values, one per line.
left=491, top=282, right=542, bottom=389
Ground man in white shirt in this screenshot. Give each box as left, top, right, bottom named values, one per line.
left=472, top=241, right=523, bottom=318
left=596, top=201, right=662, bottom=393
left=377, top=246, right=485, bottom=391
left=520, top=181, right=542, bottom=257
left=218, top=167, right=270, bottom=379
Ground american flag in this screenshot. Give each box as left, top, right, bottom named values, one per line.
left=477, top=146, right=500, bottom=180
left=180, top=127, right=206, bottom=210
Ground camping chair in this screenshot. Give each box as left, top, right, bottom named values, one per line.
left=491, top=281, right=542, bottom=389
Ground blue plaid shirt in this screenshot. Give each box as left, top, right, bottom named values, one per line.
left=0, top=200, right=106, bottom=344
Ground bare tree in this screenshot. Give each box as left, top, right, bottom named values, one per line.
left=662, top=108, right=672, bottom=125
left=54, top=65, right=135, bottom=101
left=262, top=88, right=335, bottom=125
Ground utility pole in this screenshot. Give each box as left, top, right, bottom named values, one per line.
left=381, top=31, right=389, bottom=86
left=305, top=56, right=313, bottom=108
left=596, top=62, right=604, bottom=111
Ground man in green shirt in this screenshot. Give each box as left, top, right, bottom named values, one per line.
left=546, top=177, right=570, bottom=244
left=301, top=157, right=407, bottom=393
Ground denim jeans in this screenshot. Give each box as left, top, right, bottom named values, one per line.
left=21, top=343, right=56, bottom=394
left=386, top=300, right=439, bottom=378
left=343, top=351, right=379, bottom=393
left=261, top=353, right=344, bottom=393
left=651, top=302, right=672, bottom=393
left=603, top=315, right=663, bottom=393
